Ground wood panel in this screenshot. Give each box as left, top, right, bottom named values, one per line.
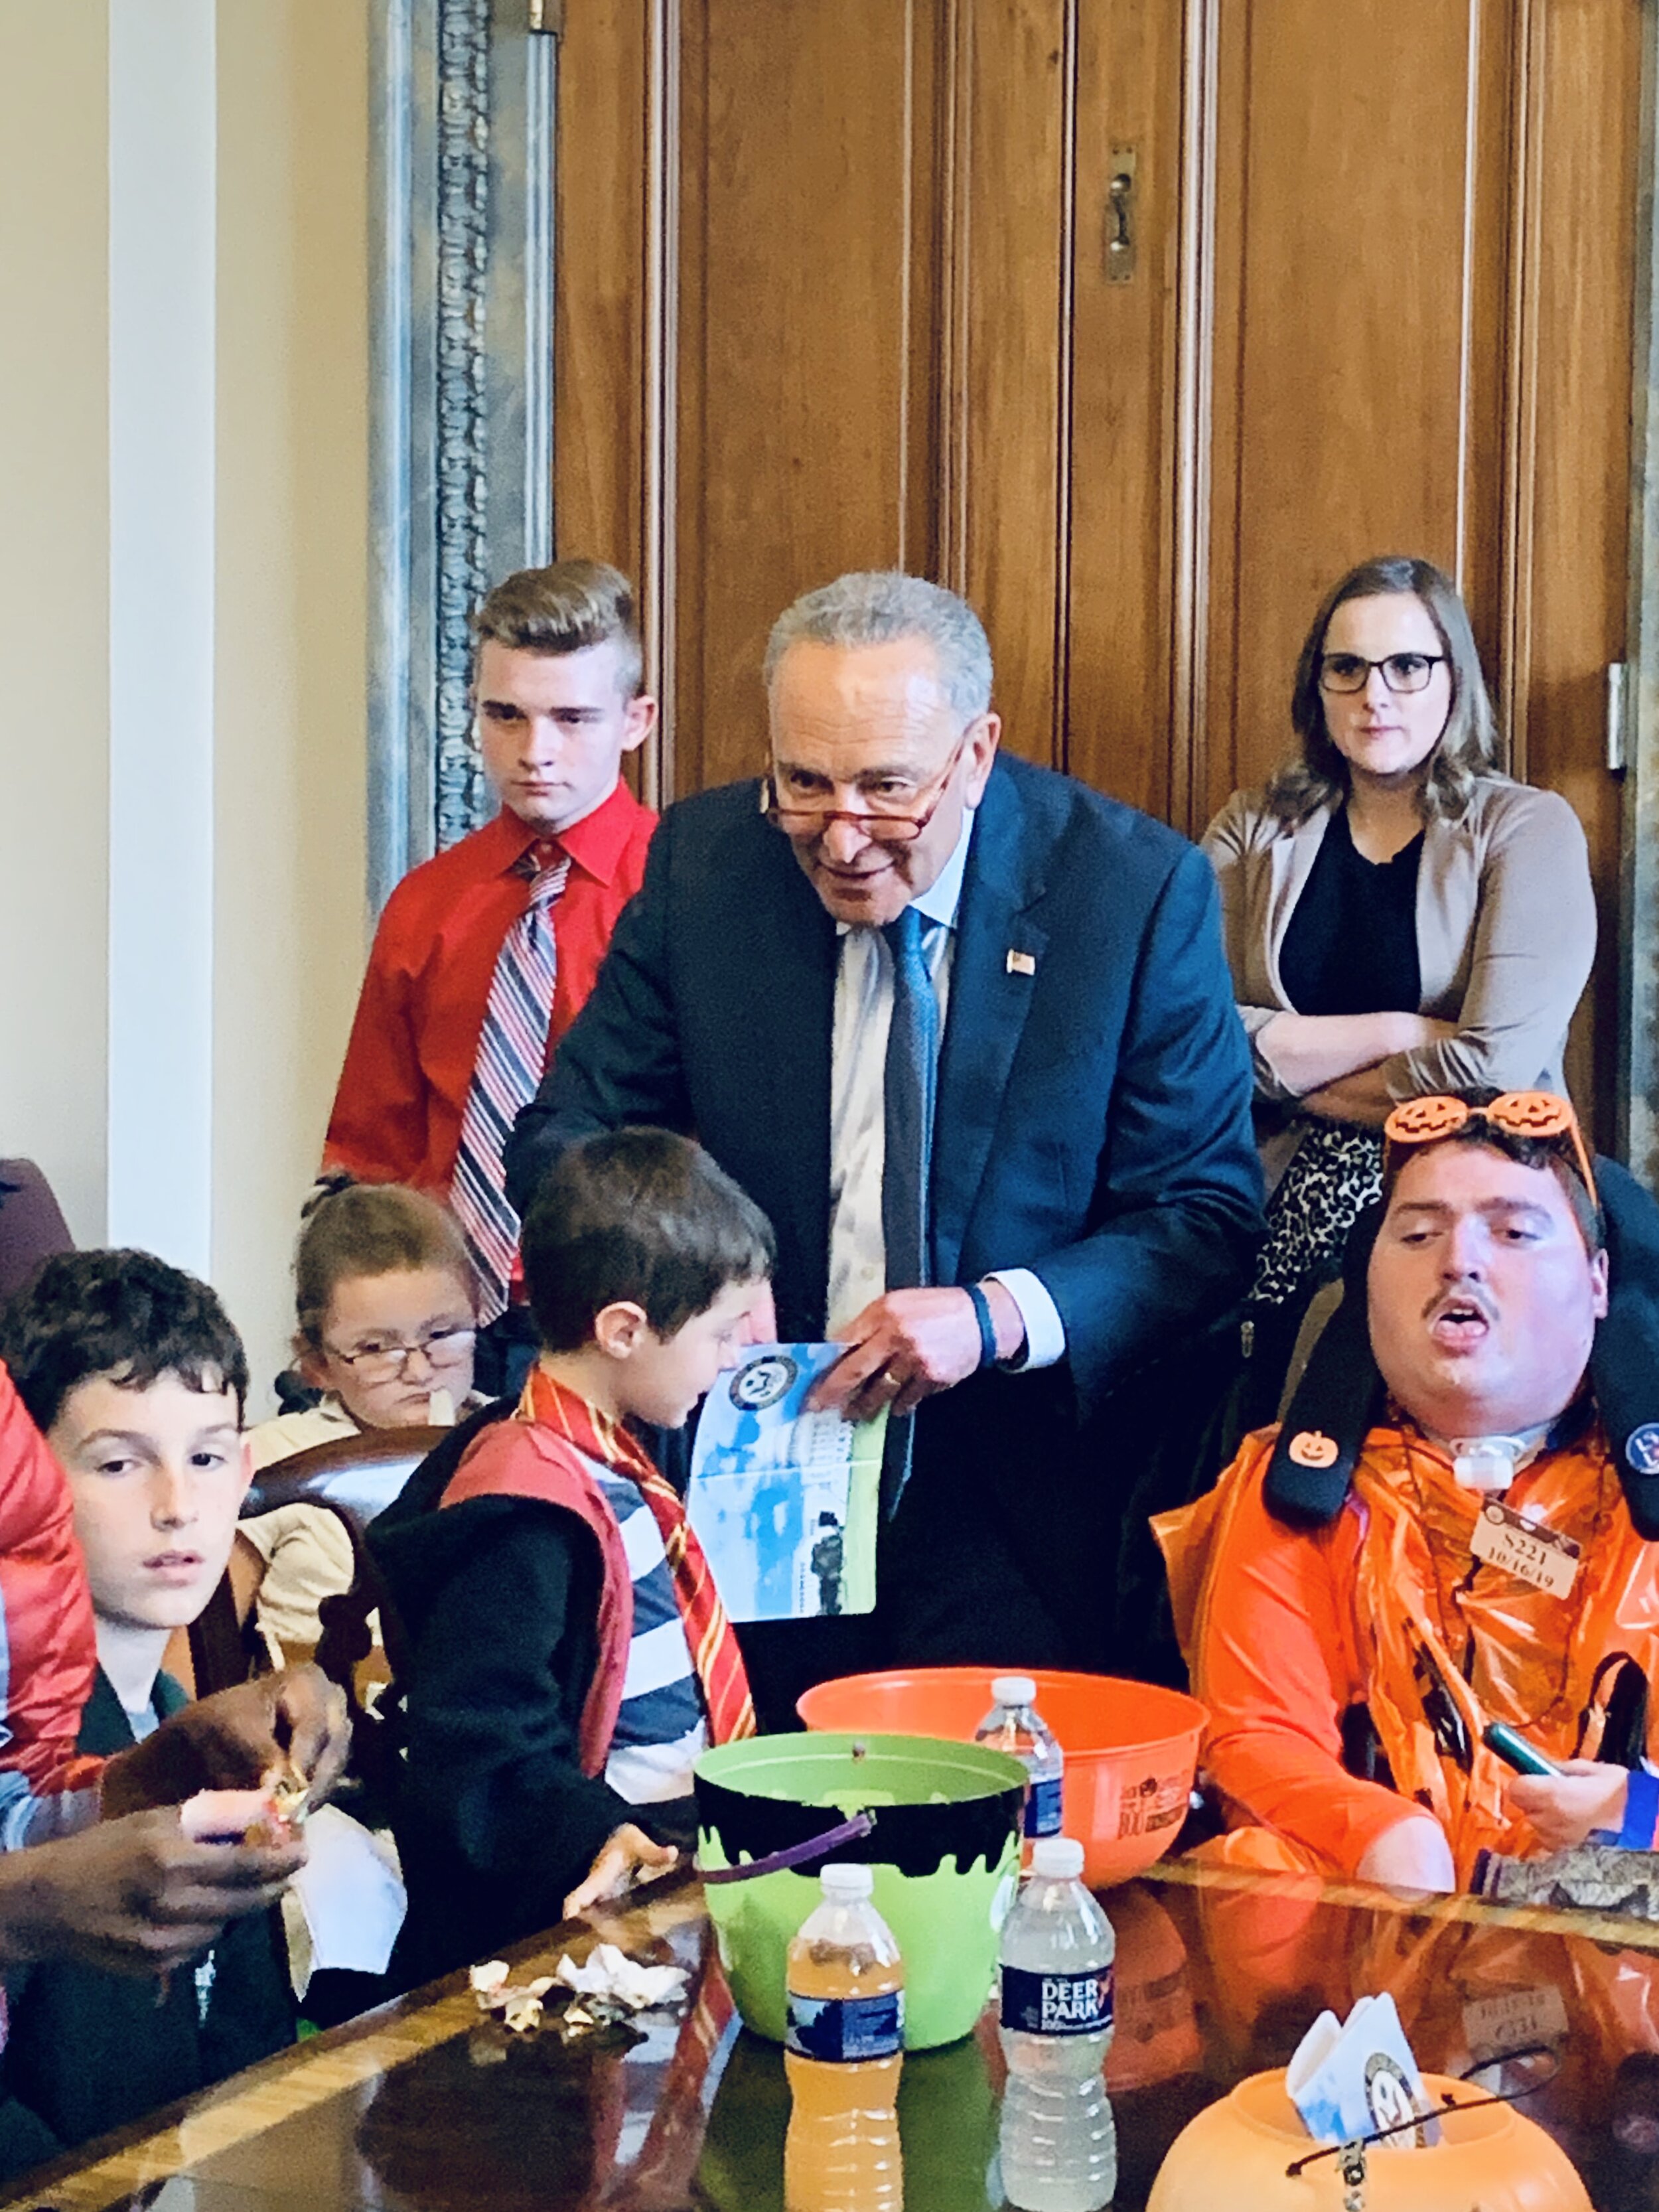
left=1198, top=0, right=1502, bottom=828
left=948, top=0, right=1072, bottom=767
left=551, top=0, right=650, bottom=598
left=1064, top=0, right=1189, bottom=812
left=550, top=0, right=653, bottom=792
left=671, top=0, right=942, bottom=793
left=1512, top=0, right=1641, bottom=1143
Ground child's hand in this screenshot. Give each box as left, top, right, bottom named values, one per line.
left=1506, top=1760, right=1630, bottom=1852
left=563, top=1824, right=679, bottom=1919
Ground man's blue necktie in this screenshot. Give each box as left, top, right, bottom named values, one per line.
left=881, top=904, right=940, bottom=1290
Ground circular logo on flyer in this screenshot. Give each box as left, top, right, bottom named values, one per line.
left=730, top=1354, right=798, bottom=1412
left=1287, top=1429, right=1340, bottom=1470
left=1628, top=1424, right=1659, bottom=1477
left=1364, top=2052, right=1427, bottom=2146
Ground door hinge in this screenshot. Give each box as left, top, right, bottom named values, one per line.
left=528, top=0, right=563, bottom=34
left=1608, top=661, right=1629, bottom=774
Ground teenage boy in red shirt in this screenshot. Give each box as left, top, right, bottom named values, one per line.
left=324, top=560, right=658, bottom=1385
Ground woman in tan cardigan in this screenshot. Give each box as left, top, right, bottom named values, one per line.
left=1202, top=554, right=1595, bottom=1410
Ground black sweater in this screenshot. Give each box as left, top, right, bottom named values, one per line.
left=368, top=1408, right=690, bottom=1986
left=0, top=1670, right=294, bottom=2183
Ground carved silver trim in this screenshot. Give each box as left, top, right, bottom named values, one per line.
left=368, top=0, right=557, bottom=901
left=433, top=0, right=493, bottom=850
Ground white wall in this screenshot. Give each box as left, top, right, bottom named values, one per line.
left=214, top=2, right=370, bottom=1408
left=108, top=0, right=217, bottom=1274
left=0, top=9, right=111, bottom=1246
left=0, top=2, right=369, bottom=1410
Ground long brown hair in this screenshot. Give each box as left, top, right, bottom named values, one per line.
left=1265, top=555, right=1502, bottom=824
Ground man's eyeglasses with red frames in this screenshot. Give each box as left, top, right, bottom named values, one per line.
left=761, top=731, right=973, bottom=846
left=1382, top=1091, right=1599, bottom=1212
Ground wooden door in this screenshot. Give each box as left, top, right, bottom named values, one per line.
left=551, top=0, right=1641, bottom=1140
left=1064, top=0, right=1638, bottom=1136
left=554, top=1, right=1083, bottom=787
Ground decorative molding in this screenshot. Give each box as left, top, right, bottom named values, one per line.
left=938, top=0, right=973, bottom=605
left=640, top=0, right=680, bottom=810
left=1171, top=0, right=1218, bottom=835
left=1497, top=0, right=1544, bottom=785
left=1620, top=0, right=1659, bottom=1172
left=1049, top=0, right=1079, bottom=774
left=433, top=0, right=493, bottom=849
left=368, top=0, right=557, bottom=903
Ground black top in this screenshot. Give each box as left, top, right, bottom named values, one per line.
left=0, top=1670, right=294, bottom=2183
left=1278, top=808, right=1423, bottom=1017
left=368, top=1406, right=689, bottom=1988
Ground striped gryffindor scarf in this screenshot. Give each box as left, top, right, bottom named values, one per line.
left=518, top=1365, right=757, bottom=1745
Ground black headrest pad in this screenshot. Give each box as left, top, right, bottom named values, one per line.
left=1264, top=1199, right=1386, bottom=1526
left=1589, top=1159, right=1659, bottom=1539
left=1263, top=1155, right=1659, bottom=1538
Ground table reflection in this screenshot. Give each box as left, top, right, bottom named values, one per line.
left=21, top=1870, right=1659, bottom=2212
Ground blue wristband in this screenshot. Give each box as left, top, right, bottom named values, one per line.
left=964, top=1283, right=999, bottom=1371
left=1591, top=1766, right=1659, bottom=1850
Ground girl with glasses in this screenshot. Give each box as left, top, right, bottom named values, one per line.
left=1202, top=553, right=1596, bottom=1438
left=239, top=1179, right=485, bottom=1660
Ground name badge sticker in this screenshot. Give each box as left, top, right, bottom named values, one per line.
left=1469, top=1500, right=1581, bottom=1597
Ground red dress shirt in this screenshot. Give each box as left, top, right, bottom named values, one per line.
left=323, top=782, right=656, bottom=1193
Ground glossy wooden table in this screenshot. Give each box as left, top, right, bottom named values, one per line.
left=12, top=1860, right=1659, bottom=2211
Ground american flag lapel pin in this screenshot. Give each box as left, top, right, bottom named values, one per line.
left=1006, top=948, right=1037, bottom=977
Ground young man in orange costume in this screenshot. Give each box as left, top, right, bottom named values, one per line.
left=1160, top=1092, right=1659, bottom=1891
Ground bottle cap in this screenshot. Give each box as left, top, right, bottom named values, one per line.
left=991, top=1674, right=1037, bottom=1706
left=819, top=1862, right=875, bottom=1899
left=1029, top=1836, right=1085, bottom=1880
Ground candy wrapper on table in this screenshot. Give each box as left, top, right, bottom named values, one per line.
left=685, top=1343, right=884, bottom=1621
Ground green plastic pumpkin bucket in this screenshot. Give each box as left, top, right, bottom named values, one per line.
left=694, top=1731, right=1025, bottom=2049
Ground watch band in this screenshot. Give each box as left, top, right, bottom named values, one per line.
left=965, top=1282, right=999, bottom=1371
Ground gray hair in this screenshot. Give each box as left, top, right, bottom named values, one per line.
left=764, top=571, right=993, bottom=719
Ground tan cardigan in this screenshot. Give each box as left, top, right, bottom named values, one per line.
left=1202, top=776, right=1595, bottom=1138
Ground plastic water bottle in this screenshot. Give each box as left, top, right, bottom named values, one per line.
left=975, top=1674, right=1065, bottom=1842
left=998, top=1835, right=1116, bottom=2212
left=783, top=1863, right=904, bottom=2211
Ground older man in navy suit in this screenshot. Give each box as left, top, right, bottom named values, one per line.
left=507, top=573, right=1262, bottom=1720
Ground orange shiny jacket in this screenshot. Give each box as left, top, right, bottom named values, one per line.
left=1157, top=1421, right=1659, bottom=1884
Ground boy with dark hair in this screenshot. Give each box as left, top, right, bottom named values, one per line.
left=370, top=1128, right=774, bottom=1981
left=0, top=1252, right=295, bottom=2176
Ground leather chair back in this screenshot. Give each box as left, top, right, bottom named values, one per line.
left=242, top=1424, right=447, bottom=1535
left=0, top=1159, right=74, bottom=1303
left=186, top=1426, right=447, bottom=1699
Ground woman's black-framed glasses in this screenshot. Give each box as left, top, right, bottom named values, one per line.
left=761, top=729, right=973, bottom=846
left=1319, top=651, right=1447, bottom=696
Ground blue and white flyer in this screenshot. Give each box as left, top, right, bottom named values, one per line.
left=685, top=1343, right=885, bottom=1622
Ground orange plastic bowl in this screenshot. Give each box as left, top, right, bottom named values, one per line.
left=796, top=1668, right=1206, bottom=1889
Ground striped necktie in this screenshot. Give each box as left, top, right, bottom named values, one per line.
left=878, top=906, right=940, bottom=1519
left=881, top=904, right=940, bottom=1291
left=452, top=842, right=571, bottom=1323
left=520, top=1365, right=757, bottom=1744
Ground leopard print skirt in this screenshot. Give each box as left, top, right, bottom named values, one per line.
left=1250, top=1118, right=1384, bottom=1307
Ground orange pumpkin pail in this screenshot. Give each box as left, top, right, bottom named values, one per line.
left=1147, top=2069, right=1590, bottom=2210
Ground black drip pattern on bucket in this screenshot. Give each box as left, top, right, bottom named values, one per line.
left=693, top=1773, right=1024, bottom=1880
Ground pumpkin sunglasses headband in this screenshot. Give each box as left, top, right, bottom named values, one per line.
left=1382, top=1090, right=1599, bottom=1218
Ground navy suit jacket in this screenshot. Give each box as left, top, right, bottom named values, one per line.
left=507, top=755, right=1263, bottom=1678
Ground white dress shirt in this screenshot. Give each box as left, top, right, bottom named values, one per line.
left=826, top=807, right=1066, bottom=1367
